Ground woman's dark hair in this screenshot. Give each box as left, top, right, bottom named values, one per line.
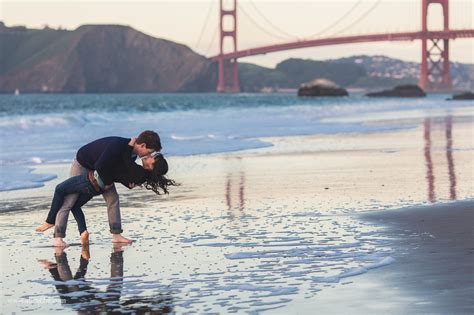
left=144, top=154, right=178, bottom=195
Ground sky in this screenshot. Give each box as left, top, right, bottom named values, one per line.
left=1, top=0, right=473, bottom=67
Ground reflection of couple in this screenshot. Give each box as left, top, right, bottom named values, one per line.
left=38, top=245, right=173, bottom=313
left=36, top=130, right=177, bottom=246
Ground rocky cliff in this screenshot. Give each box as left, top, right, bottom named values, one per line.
left=0, top=23, right=216, bottom=93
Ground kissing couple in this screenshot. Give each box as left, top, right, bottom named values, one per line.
left=36, top=130, right=177, bottom=247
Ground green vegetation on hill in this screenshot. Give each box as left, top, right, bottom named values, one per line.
left=238, top=63, right=287, bottom=92
left=276, top=58, right=366, bottom=87
left=238, top=58, right=424, bottom=92
left=238, top=59, right=367, bottom=92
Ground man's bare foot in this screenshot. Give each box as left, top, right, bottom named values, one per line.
left=112, top=234, right=133, bottom=244
left=80, top=231, right=90, bottom=245
left=35, top=222, right=54, bottom=232
left=81, top=245, right=90, bottom=260
left=52, top=237, right=69, bottom=248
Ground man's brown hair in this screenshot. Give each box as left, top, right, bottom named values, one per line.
left=137, top=130, right=162, bottom=151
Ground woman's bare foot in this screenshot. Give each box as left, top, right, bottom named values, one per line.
left=112, top=234, right=133, bottom=244
left=35, top=222, right=54, bottom=232
left=80, top=231, right=90, bottom=245
left=52, top=237, right=69, bottom=247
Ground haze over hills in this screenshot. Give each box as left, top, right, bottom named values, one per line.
left=1, top=22, right=472, bottom=93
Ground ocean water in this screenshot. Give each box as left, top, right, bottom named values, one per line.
left=0, top=93, right=472, bottom=191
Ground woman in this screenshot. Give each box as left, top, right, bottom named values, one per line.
left=36, top=152, right=177, bottom=246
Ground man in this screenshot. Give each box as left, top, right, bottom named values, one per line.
left=36, top=130, right=161, bottom=247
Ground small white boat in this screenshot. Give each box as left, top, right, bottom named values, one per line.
left=14, top=89, right=20, bottom=95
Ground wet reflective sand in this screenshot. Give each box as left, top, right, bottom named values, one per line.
left=1, top=115, right=473, bottom=313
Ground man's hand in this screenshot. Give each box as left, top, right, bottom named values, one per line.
left=128, top=183, right=138, bottom=189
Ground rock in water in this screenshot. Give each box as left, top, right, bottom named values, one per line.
left=297, top=79, right=348, bottom=97
left=366, top=85, right=426, bottom=97
left=448, top=91, right=474, bottom=100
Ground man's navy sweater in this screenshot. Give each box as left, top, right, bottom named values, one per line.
left=76, top=137, right=147, bottom=187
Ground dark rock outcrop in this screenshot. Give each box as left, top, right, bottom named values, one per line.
left=366, top=84, right=426, bottom=97
left=297, top=79, right=348, bottom=97
left=447, top=91, right=474, bottom=100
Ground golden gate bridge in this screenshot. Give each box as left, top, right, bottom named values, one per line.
left=203, top=0, right=474, bottom=92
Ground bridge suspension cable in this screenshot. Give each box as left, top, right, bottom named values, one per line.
left=329, top=0, right=383, bottom=37
left=194, top=0, right=216, bottom=50
left=305, top=0, right=364, bottom=39
left=247, top=0, right=300, bottom=40
left=237, top=2, right=294, bottom=41
left=239, top=0, right=386, bottom=45
left=205, top=24, right=219, bottom=56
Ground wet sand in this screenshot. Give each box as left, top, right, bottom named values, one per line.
left=279, top=200, right=474, bottom=314
left=360, top=200, right=474, bottom=314
left=0, top=116, right=473, bottom=313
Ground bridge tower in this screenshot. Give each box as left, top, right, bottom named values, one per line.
left=217, top=0, right=240, bottom=92
left=420, top=0, right=452, bottom=91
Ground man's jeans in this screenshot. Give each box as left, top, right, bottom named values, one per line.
left=53, top=160, right=123, bottom=238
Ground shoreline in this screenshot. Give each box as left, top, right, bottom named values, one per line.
left=2, top=113, right=473, bottom=193
left=2, top=103, right=473, bottom=194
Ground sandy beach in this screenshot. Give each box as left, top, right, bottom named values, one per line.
left=1, top=115, right=473, bottom=313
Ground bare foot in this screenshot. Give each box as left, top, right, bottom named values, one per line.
left=81, top=245, right=90, bottom=260
left=80, top=230, right=90, bottom=245
left=35, top=222, right=54, bottom=232
left=112, top=234, right=133, bottom=244
left=52, top=237, right=69, bottom=248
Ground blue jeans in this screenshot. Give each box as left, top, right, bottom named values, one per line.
left=47, top=175, right=101, bottom=237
